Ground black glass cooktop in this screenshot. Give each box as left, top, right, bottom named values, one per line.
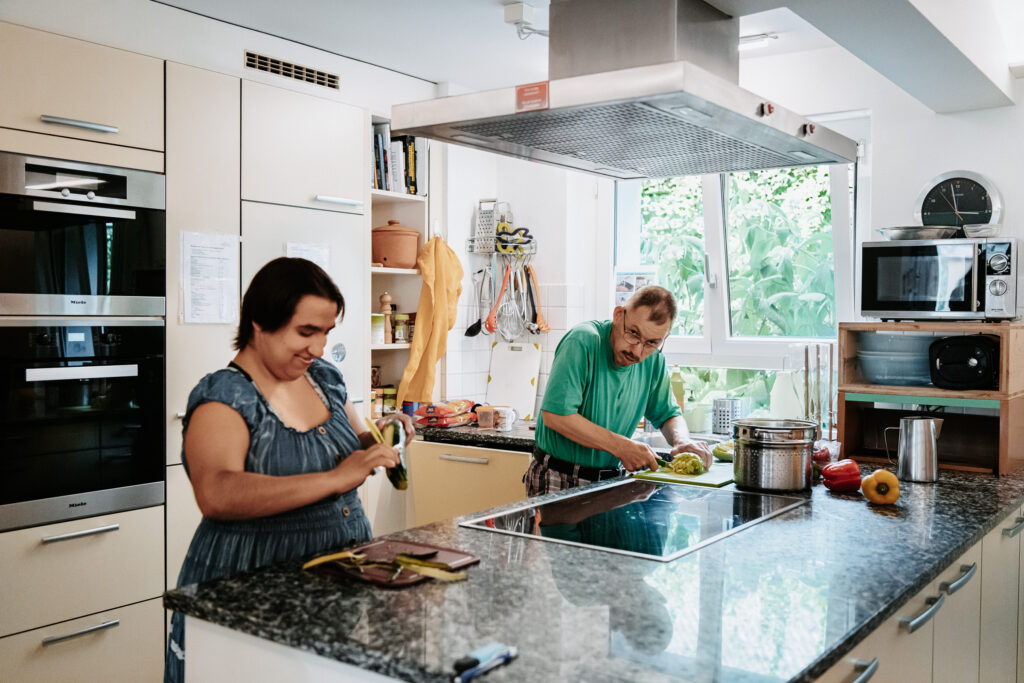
left=459, top=479, right=806, bottom=562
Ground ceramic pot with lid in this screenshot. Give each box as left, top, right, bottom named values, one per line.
left=732, top=418, right=817, bottom=492
left=372, top=220, right=420, bottom=269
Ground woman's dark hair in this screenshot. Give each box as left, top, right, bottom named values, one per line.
left=235, top=257, right=344, bottom=350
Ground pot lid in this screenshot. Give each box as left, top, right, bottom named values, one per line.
left=373, top=219, right=418, bottom=235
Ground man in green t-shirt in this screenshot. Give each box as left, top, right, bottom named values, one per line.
left=525, top=286, right=712, bottom=496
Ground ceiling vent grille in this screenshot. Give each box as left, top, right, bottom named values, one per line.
left=244, top=51, right=339, bottom=90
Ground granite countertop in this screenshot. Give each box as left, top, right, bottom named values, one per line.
left=165, top=465, right=1024, bottom=682
left=416, top=420, right=537, bottom=452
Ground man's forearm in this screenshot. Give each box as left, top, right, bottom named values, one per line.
left=661, top=415, right=692, bottom=446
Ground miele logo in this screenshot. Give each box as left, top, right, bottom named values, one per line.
left=68, top=501, right=88, bottom=508
left=69, top=299, right=87, bottom=304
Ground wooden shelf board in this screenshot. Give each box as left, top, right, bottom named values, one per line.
left=371, top=266, right=419, bottom=275
left=848, top=453, right=994, bottom=475
left=840, top=388, right=1002, bottom=408
left=840, top=321, right=1022, bottom=333
left=372, top=343, right=410, bottom=351
left=370, top=188, right=426, bottom=202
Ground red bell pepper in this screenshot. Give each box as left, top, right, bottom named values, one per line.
left=821, top=459, right=862, bottom=492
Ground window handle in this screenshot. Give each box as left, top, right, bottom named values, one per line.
left=704, top=255, right=717, bottom=288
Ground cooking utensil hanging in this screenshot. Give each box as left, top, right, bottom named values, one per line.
left=484, top=264, right=512, bottom=335
left=527, top=265, right=550, bottom=333
left=465, top=268, right=485, bottom=337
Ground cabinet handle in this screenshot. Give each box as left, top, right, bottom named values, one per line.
left=850, top=658, right=879, bottom=682
left=174, top=411, right=186, bottom=420
left=1002, top=517, right=1024, bottom=538
left=899, top=593, right=944, bottom=633
left=41, top=523, right=119, bottom=544
left=26, top=364, right=138, bottom=382
left=314, top=194, right=364, bottom=207
left=940, top=562, right=978, bottom=595
left=42, top=619, right=120, bottom=646
left=439, top=454, right=489, bottom=465
left=40, top=114, right=119, bottom=134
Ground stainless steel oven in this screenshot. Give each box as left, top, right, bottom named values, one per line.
left=0, top=317, right=165, bottom=531
left=0, top=151, right=165, bottom=316
left=0, top=152, right=166, bottom=531
left=861, top=238, right=1019, bottom=320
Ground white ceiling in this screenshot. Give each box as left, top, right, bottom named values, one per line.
left=153, top=0, right=833, bottom=91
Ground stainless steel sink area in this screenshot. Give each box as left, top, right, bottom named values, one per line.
left=632, top=431, right=724, bottom=452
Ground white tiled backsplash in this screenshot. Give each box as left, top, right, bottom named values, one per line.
left=445, top=282, right=586, bottom=416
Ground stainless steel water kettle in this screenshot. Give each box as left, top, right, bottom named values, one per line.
left=884, top=417, right=943, bottom=482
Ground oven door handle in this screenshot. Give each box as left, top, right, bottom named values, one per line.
left=32, top=200, right=137, bottom=221
left=26, top=364, right=139, bottom=382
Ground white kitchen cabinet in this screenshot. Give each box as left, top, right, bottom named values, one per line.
left=932, top=544, right=982, bottom=683
left=242, top=80, right=366, bottom=214
left=0, top=598, right=164, bottom=683
left=1017, top=502, right=1024, bottom=683
left=0, top=506, right=164, bottom=638
left=408, top=441, right=529, bottom=527
left=0, top=21, right=164, bottom=152
left=165, top=61, right=241, bottom=466
left=241, top=201, right=368, bottom=398
left=166, top=463, right=202, bottom=590
left=980, top=508, right=1023, bottom=683
left=818, top=574, right=943, bottom=683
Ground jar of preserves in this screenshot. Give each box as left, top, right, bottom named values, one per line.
left=393, top=314, right=410, bottom=343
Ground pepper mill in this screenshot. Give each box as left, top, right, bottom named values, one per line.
left=379, top=292, right=393, bottom=344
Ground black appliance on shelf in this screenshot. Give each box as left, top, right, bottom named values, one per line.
left=928, top=334, right=1000, bottom=390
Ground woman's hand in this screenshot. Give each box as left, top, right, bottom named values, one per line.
left=377, top=412, right=416, bottom=443
left=334, top=442, right=400, bottom=484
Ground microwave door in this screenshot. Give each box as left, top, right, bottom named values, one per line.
left=862, top=243, right=976, bottom=318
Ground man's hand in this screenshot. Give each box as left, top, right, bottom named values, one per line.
left=616, top=440, right=661, bottom=473
left=669, top=440, right=713, bottom=472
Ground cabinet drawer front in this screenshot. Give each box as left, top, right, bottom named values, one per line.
left=0, top=506, right=164, bottom=636
left=0, top=598, right=164, bottom=683
left=0, top=22, right=164, bottom=151
left=410, top=442, right=529, bottom=526
left=241, top=80, right=366, bottom=213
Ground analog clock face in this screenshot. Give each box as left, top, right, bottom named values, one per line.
left=920, top=177, right=993, bottom=227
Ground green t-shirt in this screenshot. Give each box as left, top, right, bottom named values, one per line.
left=536, top=319, right=681, bottom=469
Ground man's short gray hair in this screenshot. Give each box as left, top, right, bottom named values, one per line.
left=627, top=286, right=677, bottom=325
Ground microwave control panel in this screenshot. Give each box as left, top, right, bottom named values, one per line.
left=983, top=241, right=1016, bottom=317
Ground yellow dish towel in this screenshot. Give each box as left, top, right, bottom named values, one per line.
left=397, top=236, right=463, bottom=405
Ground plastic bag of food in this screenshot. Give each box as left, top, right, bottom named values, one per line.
left=416, top=411, right=477, bottom=428
left=414, top=399, right=475, bottom=418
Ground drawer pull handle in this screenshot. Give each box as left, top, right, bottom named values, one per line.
left=174, top=411, right=186, bottom=420
left=40, top=114, right=119, bottom=134
left=42, top=619, right=120, bottom=646
left=1002, top=517, right=1024, bottom=538
left=41, top=523, right=119, bottom=544
left=940, top=562, right=978, bottom=594
left=899, top=593, right=944, bottom=633
left=439, top=454, right=489, bottom=465
left=314, top=194, right=364, bottom=207
left=850, top=658, right=878, bottom=682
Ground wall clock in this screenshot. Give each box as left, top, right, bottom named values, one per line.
left=914, top=170, right=1002, bottom=227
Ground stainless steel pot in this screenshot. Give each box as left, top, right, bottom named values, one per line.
left=733, top=418, right=817, bottom=492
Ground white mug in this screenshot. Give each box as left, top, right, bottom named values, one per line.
left=493, top=407, right=518, bottom=432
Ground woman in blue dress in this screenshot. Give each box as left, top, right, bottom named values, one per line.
left=165, top=257, right=412, bottom=682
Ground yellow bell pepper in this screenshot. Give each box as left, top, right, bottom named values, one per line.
left=862, top=469, right=900, bottom=504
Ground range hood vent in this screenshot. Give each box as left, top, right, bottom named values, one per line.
left=391, top=0, right=856, bottom=179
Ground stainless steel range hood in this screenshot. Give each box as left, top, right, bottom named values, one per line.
left=391, top=0, right=857, bottom=180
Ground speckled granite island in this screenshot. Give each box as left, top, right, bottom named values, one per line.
left=165, top=450, right=1024, bottom=682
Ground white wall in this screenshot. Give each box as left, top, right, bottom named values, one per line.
left=440, top=147, right=612, bottom=412
left=741, top=45, right=1024, bottom=241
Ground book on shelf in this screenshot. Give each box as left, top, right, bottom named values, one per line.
left=370, top=125, right=428, bottom=196
left=414, top=137, right=429, bottom=196
left=389, top=139, right=407, bottom=194
left=372, top=122, right=392, bottom=191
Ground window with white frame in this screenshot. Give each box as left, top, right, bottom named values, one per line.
left=613, top=112, right=866, bottom=416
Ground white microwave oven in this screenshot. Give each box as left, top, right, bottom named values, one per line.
left=861, top=237, right=1018, bottom=320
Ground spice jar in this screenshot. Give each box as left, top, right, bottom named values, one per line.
left=393, top=314, right=410, bottom=343
left=381, top=386, right=397, bottom=414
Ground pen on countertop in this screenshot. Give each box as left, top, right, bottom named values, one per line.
left=452, top=646, right=517, bottom=683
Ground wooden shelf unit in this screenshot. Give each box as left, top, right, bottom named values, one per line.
left=838, top=322, right=1024, bottom=475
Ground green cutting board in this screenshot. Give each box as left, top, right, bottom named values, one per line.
left=633, top=461, right=734, bottom=487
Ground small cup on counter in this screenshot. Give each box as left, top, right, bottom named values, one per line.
left=493, top=406, right=518, bottom=432
left=476, top=406, right=495, bottom=429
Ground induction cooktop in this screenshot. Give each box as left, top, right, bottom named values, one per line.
left=459, top=479, right=806, bottom=562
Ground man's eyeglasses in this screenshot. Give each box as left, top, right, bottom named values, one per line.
left=621, top=311, right=668, bottom=353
